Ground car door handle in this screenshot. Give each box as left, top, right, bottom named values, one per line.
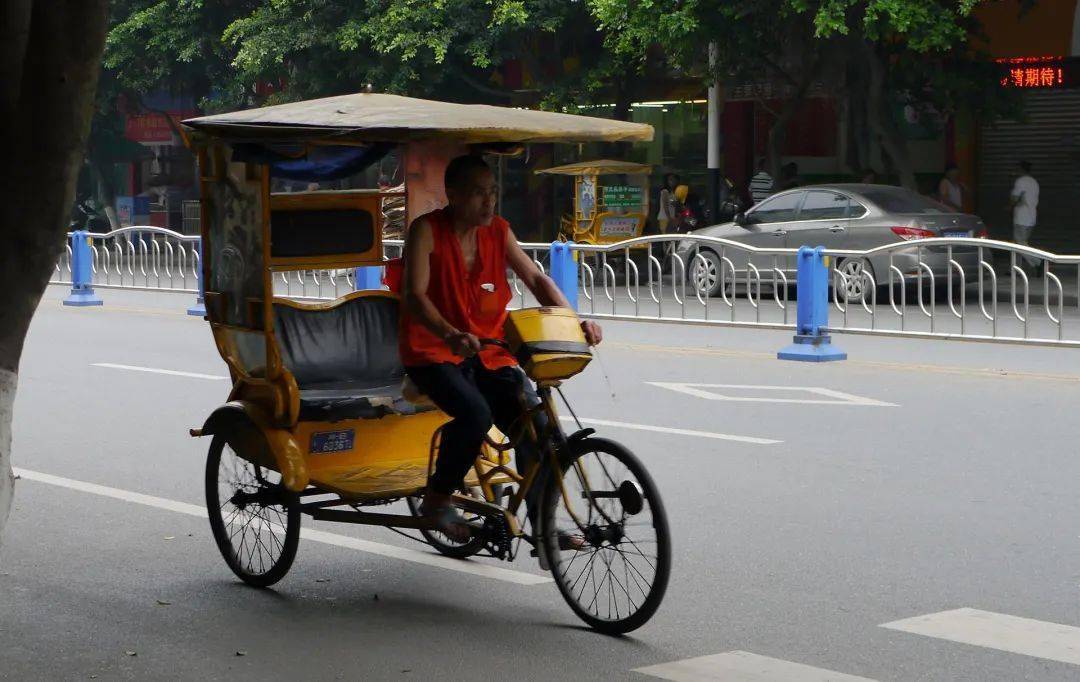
left=829, top=225, right=845, bottom=233
left=771, top=230, right=787, bottom=237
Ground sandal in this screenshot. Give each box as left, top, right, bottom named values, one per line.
left=420, top=504, right=472, bottom=544
left=533, top=531, right=587, bottom=570
left=558, top=532, right=587, bottom=551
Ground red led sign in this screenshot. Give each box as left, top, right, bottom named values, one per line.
left=996, top=56, right=1074, bottom=89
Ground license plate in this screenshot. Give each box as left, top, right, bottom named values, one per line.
left=943, top=230, right=970, bottom=238
left=310, top=429, right=354, bottom=454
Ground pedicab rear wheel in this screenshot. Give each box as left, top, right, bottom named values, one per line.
left=205, top=434, right=300, bottom=587
left=540, top=437, right=671, bottom=635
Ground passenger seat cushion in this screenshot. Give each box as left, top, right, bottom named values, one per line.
left=273, top=296, right=403, bottom=388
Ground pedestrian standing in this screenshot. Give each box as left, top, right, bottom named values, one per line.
left=777, top=162, right=800, bottom=191
left=656, top=173, right=679, bottom=233
left=1011, top=160, right=1040, bottom=270
left=748, top=158, right=773, bottom=205
left=937, top=163, right=965, bottom=211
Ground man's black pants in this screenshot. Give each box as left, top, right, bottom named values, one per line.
left=405, top=358, right=547, bottom=518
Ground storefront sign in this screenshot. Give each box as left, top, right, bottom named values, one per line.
left=997, top=56, right=1077, bottom=89
left=124, top=111, right=195, bottom=143
left=603, top=185, right=643, bottom=208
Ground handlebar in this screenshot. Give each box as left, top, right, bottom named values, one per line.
left=478, top=337, right=509, bottom=349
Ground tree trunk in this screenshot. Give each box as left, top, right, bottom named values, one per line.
left=0, top=369, right=15, bottom=535
left=0, top=0, right=108, bottom=543
left=863, top=42, right=917, bottom=190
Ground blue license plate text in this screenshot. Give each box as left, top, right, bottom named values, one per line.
left=310, top=429, right=355, bottom=454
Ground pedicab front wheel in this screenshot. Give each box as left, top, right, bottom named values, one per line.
left=540, top=437, right=671, bottom=635
left=205, top=434, right=301, bottom=587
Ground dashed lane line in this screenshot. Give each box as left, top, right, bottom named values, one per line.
left=647, top=382, right=896, bottom=407
left=881, top=607, right=1080, bottom=666
left=632, top=651, right=877, bottom=681
left=92, top=362, right=228, bottom=380
left=13, top=468, right=551, bottom=586
left=91, top=363, right=782, bottom=444
left=558, top=417, right=780, bottom=445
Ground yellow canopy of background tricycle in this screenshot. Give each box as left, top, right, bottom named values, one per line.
left=536, top=159, right=652, bottom=176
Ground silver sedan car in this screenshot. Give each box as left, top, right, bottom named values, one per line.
left=675, top=184, right=988, bottom=302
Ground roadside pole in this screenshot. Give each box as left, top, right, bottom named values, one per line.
left=707, top=42, right=721, bottom=224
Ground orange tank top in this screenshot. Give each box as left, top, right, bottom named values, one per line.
left=399, top=208, right=516, bottom=369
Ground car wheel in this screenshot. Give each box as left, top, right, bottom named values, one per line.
left=836, top=258, right=876, bottom=304
left=689, top=249, right=727, bottom=298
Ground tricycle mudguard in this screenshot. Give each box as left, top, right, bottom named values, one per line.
left=194, top=401, right=309, bottom=492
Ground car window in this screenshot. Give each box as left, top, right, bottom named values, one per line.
left=858, top=187, right=952, bottom=214
left=847, top=200, right=868, bottom=219
left=799, top=191, right=848, bottom=220
left=749, top=192, right=803, bottom=224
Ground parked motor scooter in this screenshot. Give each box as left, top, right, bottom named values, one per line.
left=69, top=198, right=110, bottom=232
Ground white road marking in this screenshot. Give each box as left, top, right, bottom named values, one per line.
left=91, top=362, right=781, bottom=445
left=93, top=363, right=229, bottom=381
left=880, top=608, right=1080, bottom=666
left=13, top=468, right=551, bottom=586
left=633, top=651, right=877, bottom=681
left=559, top=416, right=781, bottom=445
left=648, top=382, right=897, bottom=407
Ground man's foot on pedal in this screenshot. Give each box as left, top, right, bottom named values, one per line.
left=420, top=492, right=471, bottom=544
left=558, top=532, right=587, bottom=551
left=532, top=532, right=587, bottom=570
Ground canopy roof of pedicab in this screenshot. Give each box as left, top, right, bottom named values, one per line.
left=536, top=159, right=652, bottom=176
left=182, top=93, right=654, bottom=145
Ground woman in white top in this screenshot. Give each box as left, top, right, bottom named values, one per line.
left=937, top=163, right=964, bottom=211
left=656, top=173, right=679, bottom=233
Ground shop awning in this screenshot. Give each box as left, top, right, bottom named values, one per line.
left=182, top=93, right=654, bottom=145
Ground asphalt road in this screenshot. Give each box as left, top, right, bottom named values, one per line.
left=2, top=286, right=1080, bottom=681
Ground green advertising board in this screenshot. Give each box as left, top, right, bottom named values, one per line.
left=603, top=185, right=643, bottom=208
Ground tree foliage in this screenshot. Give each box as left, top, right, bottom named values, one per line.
left=590, top=0, right=1016, bottom=186
left=98, top=0, right=1024, bottom=188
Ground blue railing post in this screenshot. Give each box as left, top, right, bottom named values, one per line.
left=354, top=265, right=384, bottom=291
left=187, top=239, right=206, bottom=316
left=63, top=230, right=103, bottom=307
left=549, top=241, right=578, bottom=311
left=778, top=246, right=846, bottom=362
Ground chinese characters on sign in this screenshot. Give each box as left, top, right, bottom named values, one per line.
left=599, top=216, right=640, bottom=238
left=997, top=57, right=1071, bottom=89
left=124, top=111, right=197, bottom=143
left=1002, top=66, right=1064, bottom=88
left=603, top=185, right=643, bottom=208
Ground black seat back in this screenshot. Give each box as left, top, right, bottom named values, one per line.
left=272, top=295, right=402, bottom=388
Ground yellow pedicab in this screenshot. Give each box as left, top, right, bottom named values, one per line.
left=182, top=94, right=671, bottom=634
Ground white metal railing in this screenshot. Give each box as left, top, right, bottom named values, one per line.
left=51, top=226, right=201, bottom=293
left=51, top=228, right=1080, bottom=347
left=542, top=234, right=1080, bottom=347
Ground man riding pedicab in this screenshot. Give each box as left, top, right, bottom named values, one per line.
left=398, top=154, right=603, bottom=544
